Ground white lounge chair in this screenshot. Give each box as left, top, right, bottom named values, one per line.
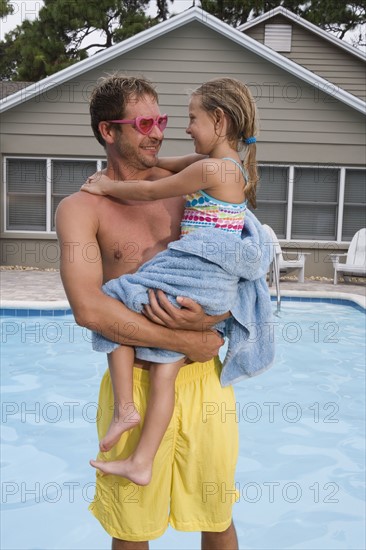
left=330, top=228, right=366, bottom=285
left=263, top=224, right=310, bottom=284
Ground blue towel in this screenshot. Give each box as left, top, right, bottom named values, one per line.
left=93, top=209, right=275, bottom=386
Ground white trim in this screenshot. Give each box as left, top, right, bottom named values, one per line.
left=3, top=156, right=7, bottom=233
left=337, top=168, right=346, bottom=241
left=238, top=6, right=366, bottom=62
left=3, top=155, right=104, bottom=162
left=259, top=163, right=366, bottom=171
left=2, top=230, right=57, bottom=236
left=267, top=290, right=366, bottom=310
left=286, top=166, right=294, bottom=240
left=46, top=159, right=52, bottom=232
left=0, top=300, right=71, bottom=310
left=0, top=7, right=365, bottom=115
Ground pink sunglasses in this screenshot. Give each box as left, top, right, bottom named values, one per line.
left=108, top=114, right=168, bottom=135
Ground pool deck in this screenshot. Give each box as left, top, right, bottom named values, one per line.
left=1, top=268, right=365, bottom=309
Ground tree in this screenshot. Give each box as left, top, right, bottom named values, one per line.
left=0, top=19, right=83, bottom=81
left=301, top=0, right=366, bottom=41
left=156, top=0, right=174, bottom=20
left=1, top=0, right=364, bottom=81
left=0, top=0, right=165, bottom=81
left=200, top=0, right=366, bottom=40
left=0, top=0, right=13, bottom=18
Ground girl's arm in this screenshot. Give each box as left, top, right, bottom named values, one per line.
left=81, top=159, right=220, bottom=201
left=157, top=154, right=207, bottom=173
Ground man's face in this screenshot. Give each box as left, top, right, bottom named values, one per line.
left=113, top=94, right=165, bottom=175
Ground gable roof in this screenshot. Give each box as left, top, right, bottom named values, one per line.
left=238, top=6, right=366, bottom=62
left=0, top=81, right=33, bottom=100
left=1, top=7, right=365, bottom=115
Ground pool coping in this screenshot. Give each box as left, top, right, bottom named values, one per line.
left=1, top=289, right=365, bottom=314
left=269, top=289, right=366, bottom=310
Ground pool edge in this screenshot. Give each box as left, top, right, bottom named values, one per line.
left=0, top=299, right=70, bottom=310
left=269, top=289, right=366, bottom=310
left=1, top=289, right=365, bottom=314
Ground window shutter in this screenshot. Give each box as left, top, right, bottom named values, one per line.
left=264, top=24, right=292, bottom=52
left=255, top=166, right=288, bottom=238
left=292, top=168, right=338, bottom=239
left=7, top=159, right=47, bottom=230
left=342, top=169, right=366, bottom=240
left=51, top=160, right=97, bottom=229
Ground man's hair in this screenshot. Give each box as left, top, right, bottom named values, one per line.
left=89, top=74, right=159, bottom=147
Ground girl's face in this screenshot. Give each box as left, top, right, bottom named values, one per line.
left=186, top=95, right=219, bottom=155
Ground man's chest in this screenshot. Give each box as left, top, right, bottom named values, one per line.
left=97, top=198, right=184, bottom=280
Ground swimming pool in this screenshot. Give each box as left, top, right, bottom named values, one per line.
left=1, top=300, right=365, bottom=550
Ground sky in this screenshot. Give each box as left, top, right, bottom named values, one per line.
left=0, top=0, right=364, bottom=50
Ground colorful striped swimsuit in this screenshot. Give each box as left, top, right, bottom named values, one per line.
left=180, top=158, right=247, bottom=237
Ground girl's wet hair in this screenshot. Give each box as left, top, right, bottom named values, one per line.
left=192, top=78, right=259, bottom=208
left=90, top=74, right=159, bottom=147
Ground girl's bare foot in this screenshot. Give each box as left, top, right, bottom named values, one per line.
left=100, top=403, right=140, bottom=452
left=89, top=456, right=152, bottom=486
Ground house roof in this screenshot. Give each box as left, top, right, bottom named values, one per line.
left=238, top=6, right=366, bottom=62
left=0, top=81, right=33, bottom=100
left=1, top=7, right=365, bottom=115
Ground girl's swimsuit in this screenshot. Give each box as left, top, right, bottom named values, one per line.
left=181, top=157, right=247, bottom=236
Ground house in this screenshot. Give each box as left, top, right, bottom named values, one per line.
left=0, top=81, right=33, bottom=100
left=0, top=7, right=365, bottom=275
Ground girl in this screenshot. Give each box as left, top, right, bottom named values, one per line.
left=81, top=77, right=259, bottom=485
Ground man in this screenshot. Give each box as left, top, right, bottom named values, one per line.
left=56, top=74, right=239, bottom=549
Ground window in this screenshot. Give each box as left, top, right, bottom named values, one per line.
left=5, top=157, right=103, bottom=232
left=292, top=167, right=339, bottom=240
left=255, top=164, right=365, bottom=242
left=4, top=158, right=365, bottom=241
left=7, top=159, right=46, bottom=231
left=52, top=160, right=98, bottom=230
left=342, top=170, right=366, bottom=240
left=255, top=166, right=288, bottom=238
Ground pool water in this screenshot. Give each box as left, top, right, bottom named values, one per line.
left=1, top=301, right=365, bottom=550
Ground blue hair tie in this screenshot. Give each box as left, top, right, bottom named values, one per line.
left=244, top=136, right=256, bottom=144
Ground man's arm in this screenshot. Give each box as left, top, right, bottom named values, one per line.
left=55, top=193, right=223, bottom=362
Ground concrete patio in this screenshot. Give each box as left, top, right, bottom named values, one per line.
left=1, top=267, right=365, bottom=307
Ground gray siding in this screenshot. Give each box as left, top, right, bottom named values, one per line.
left=1, top=22, right=365, bottom=164
left=244, top=15, right=366, bottom=101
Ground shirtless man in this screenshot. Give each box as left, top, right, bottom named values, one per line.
left=56, top=75, right=239, bottom=550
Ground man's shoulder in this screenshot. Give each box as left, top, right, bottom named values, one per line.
left=150, top=166, right=174, bottom=180
left=58, top=190, right=103, bottom=210
left=55, top=190, right=105, bottom=228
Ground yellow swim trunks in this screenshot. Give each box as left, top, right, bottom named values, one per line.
left=89, top=357, right=239, bottom=542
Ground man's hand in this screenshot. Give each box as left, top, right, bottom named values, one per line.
left=142, top=289, right=206, bottom=330
left=142, top=290, right=228, bottom=362
left=143, top=289, right=230, bottom=330
left=181, top=329, right=225, bottom=363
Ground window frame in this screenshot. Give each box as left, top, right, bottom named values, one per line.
left=3, top=156, right=105, bottom=236
left=3, top=157, right=365, bottom=243
left=256, top=163, right=365, bottom=244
